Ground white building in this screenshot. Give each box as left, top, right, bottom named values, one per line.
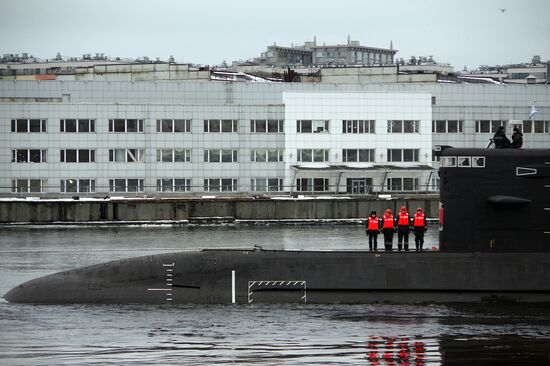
left=0, top=80, right=548, bottom=196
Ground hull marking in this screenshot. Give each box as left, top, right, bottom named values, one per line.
left=231, top=270, right=236, bottom=304
left=248, top=280, right=307, bottom=304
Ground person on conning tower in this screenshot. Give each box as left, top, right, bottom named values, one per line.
left=493, top=126, right=510, bottom=148
left=510, top=127, right=523, bottom=148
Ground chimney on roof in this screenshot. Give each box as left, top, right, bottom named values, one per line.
left=347, top=34, right=351, bottom=45
left=390, top=40, right=393, bottom=50
left=314, top=36, right=317, bottom=46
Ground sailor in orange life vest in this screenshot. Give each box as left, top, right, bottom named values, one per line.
left=382, top=209, right=395, bottom=251
left=365, top=210, right=382, bottom=251
left=396, top=206, right=411, bottom=251
left=413, top=207, right=428, bottom=251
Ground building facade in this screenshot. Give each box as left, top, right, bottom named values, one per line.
left=0, top=80, right=548, bottom=196
left=255, top=38, right=396, bottom=67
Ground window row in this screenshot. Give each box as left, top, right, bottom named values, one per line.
left=250, top=149, right=284, bottom=162
left=60, top=149, right=95, bottom=163
left=297, top=120, right=330, bottom=133
left=294, top=177, right=421, bottom=192
left=387, top=120, right=420, bottom=133
left=11, top=119, right=47, bottom=133
left=10, top=176, right=429, bottom=193
left=108, top=119, right=144, bottom=133
left=203, top=119, right=238, bottom=133
left=440, top=156, right=486, bottom=168
left=10, top=119, right=549, bottom=135
left=521, top=120, right=550, bottom=134
left=10, top=148, right=421, bottom=163
left=432, top=120, right=464, bottom=133
left=343, top=120, right=375, bottom=134
left=250, top=120, right=284, bottom=133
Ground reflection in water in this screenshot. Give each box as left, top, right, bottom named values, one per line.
left=366, top=336, right=441, bottom=365
left=1, top=226, right=549, bottom=365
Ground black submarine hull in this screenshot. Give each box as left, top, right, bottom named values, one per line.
left=5, top=249, right=550, bottom=304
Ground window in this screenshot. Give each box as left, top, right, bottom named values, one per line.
left=156, top=119, right=191, bottom=133
left=386, top=178, right=419, bottom=192
left=440, top=156, right=457, bottom=167
left=60, top=149, right=95, bottom=163
left=297, top=149, right=329, bottom=162
left=457, top=157, right=471, bottom=167
left=12, top=149, right=47, bottom=163
left=108, top=149, right=144, bottom=162
left=430, top=177, right=440, bottom=192
left=108, top=119, right=144, bottom=132
left=11, top=179, right=45, bottom=193
left=387, top=120, right=420, bottom=133
left=342, top=120, right=375, bottom=134
left=387, top=149, right=419, bottom=162
left=475, top=120, right=505, bottom=133
left=11, top=119, right=47, bottom=133
left=156, top=149, right=191, bottom=162
left=522, top=120, right=550, bottom=133
left=432, top=120, right=463, bottom=133
left=251, top=178, right=284, bottom=192
left=342, top=149, right=375, bottom=162
left=60, top=119, right=95, bottom=133
left=109, top=179, right=144, bottom=192
left=346, top=178, right=373, bottom=194
left=250, top=119, right=284, bottom=133
left=472, top=156, right=485, bottom=168
left=250, top=149, right=283, bottom=162
left=297, top=120, right=329, bottom=133
left=204, top=149, right=238, bottom=163
left=203, top=178, right=238, bottom=192
left=60, top=179, right=96, bottom=193
left=296, top=178, right=329, bottom=192
left=204, top=119, right=238, bottom=132
left=156, top=178, right=191, bottom=192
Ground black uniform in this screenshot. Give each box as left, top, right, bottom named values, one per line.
left=510, top=130, right=523, bottom=148
left=493, top=127, right=510, bottom=148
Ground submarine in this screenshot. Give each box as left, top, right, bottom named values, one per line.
left=4, top=147, right=550, bottom=304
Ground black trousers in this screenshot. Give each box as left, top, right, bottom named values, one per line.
left=397, top=226, right=409, bottom=251
left=366, top=230, right=378, bottom=251
left=382, top=228, right=394, bottom=251
left=414, top=227, right=425, bottom=250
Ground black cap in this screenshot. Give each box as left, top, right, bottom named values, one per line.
left=370, top=211, right=376, bottom=215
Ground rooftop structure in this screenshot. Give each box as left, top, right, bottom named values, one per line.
left=253, top=37, right=397, bottom=67
left=460, top=55, right=549, bottom=84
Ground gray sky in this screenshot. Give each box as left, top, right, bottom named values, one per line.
left=1, top=0, right=549, bottom=69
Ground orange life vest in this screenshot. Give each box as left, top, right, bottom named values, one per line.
left=383, top=215, right=394, bottom=229
left=414, top=213, right=425, bottom=227
left=398, top=212, right=409, bottom=226
left=367, top=216, right=379, bottom=230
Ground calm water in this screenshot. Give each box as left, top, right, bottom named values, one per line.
left=1, top=225, right=550, bottom=365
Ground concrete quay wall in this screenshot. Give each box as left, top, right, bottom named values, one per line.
left=0, top=197, right=439, bottom=223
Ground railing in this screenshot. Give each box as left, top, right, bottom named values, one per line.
left=0, top=183, right=440, bottom=199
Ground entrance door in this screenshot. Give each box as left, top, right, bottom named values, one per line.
left=352, top=180, right=366, bottom=194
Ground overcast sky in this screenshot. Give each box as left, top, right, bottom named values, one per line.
left=1, top=0, right=549, bottom=69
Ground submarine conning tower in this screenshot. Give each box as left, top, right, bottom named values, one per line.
left=437, top=147, right=550, bottom=252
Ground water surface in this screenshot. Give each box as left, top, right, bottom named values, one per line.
left=1, top=226, right=549, bottom=365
